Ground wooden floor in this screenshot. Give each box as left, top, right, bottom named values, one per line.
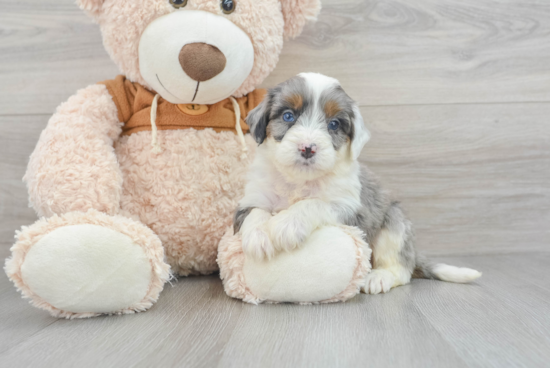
left=1, top=0, right=549, bottom=367
left=1, top=250, right=550, bottom=367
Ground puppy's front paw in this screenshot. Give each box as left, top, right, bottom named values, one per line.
left=362, top=269, right=395, bottom=295
left=267, top=210, right=310, bottom=252
left=242, top=227, right=275, bottom=260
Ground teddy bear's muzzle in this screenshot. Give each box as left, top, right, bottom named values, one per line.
left=138, top=9, right=255, bottom=105
left=179, top=42, right=227, bottom=82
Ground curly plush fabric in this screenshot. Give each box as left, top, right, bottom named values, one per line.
left=24, top=84, right=123, bottom=218
left=280, top=0, right=322, bottom=39
left=116, top=129, right=257, bottom=275
left=77, top=0, right=320, bottom=97
left=217, top=225, right=371, bottom=304
left=4, top=209, right=170, bottom=319
left=23, top=81, right=260, bottom=277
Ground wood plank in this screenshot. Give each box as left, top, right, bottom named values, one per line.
left=475, top=252, right=550, bottom=293
left=0, top=115, right=44, bottom=248
left=0, top=238, right=56, bottom=354
left=1, top=0, right=550, bottom=115
left=411, top=255, right=550, bottom=367
left=0, top=276, right=467, bottom=368
left=0, top=0, right=118, bottom=115
left=0, top=279, right=59, bottom=354
left=0, top=275, right=244, bottom=367
left=359, top=102, right=550, bottom=255
left=0, top=245, right=14, bottom=293
left=264, top=0, right=550, bottom=106
left=458, top=254, right=550, bottom=342
left=217, top=288, right=466, bottom=368
left=1, top=254, right=549, bottom=367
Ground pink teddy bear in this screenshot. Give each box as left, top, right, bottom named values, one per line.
left=5, top=0, right=321, bottom=318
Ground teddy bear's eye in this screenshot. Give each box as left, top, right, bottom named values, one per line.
left=221, top=0, right=236, bottom=14
left=170, top=0, right=188, bottom=9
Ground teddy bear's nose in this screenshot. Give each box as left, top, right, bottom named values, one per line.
left=179, top=43, right=227, bottom=82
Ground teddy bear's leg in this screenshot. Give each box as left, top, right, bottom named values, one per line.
left=5, top=209, right=171, bottom=319
left=218, top=225, right=371, bottom=304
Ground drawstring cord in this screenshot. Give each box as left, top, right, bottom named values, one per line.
left=149, top=94, right=247, bottom=158
left=229, top=96, right=248, bottom=159
left=150, top=94, right=162, bottom=153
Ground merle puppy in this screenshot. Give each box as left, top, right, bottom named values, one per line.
left=234, top=73, right=481, bottom=294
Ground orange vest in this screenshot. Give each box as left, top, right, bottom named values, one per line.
left=100, top=75, right=266, bottom=136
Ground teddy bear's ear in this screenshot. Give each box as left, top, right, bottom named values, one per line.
left=280, top=0, right=322, bottom=39
left=77, top=0, right=105, bottom=18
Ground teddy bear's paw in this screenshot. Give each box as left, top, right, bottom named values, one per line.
left=242, top=226, right=276, bottom=261
left=5, top=211, right=170, bottom=318
left=362, top=269, right=395, bottom=295
left=267, top=210, right=311, bottom=253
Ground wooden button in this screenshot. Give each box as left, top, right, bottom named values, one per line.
left=177, top=104, right=209, bottom=116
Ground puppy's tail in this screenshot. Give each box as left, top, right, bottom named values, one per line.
left=413, top=254, right=482, bottom=283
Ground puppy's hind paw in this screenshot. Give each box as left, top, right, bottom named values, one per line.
left=242, top=227, right=276, bottom=261
left=362, top=269, right=395, bottom=295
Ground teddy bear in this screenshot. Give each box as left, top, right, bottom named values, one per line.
left=4, top=0, right=323, bottom=318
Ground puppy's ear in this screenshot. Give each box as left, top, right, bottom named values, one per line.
left=246, top=95, right=272, bottom=145
left=350, top=105, right=371, bottom=161
left=77, top=0, right=104, bottom=18
left=280, top=0, right=322, bottom=39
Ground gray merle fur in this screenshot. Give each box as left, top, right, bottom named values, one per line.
left=233, top=207, right=254, bottom=234
left=340, top=165, right=418, bottom=276
left=247, top=76, right=311, bottom=145
left=319, top=85, right=356, bottom=151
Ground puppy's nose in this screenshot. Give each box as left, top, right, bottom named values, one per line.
left=299, top=144, right=317, bottom=159
left=179, top=43, right=227, bottom=82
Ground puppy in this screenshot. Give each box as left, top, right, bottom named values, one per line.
left=234, top=73, right=481, bottom=294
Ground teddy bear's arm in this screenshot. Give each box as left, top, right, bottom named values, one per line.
left=24, top=84, right=124, bottom=218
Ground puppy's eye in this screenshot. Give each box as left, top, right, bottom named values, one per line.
left=283, top=112, right=295, bottom=123
left=221, top=0, right=237, bottom=14
left=328, top=120, right=340, bottom=131
left=170, top=0, right=188, bottom=9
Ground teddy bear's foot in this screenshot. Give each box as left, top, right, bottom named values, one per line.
left=5, top=210, right=171, bottom=319
left=218, top=225, right=372, bottom=304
